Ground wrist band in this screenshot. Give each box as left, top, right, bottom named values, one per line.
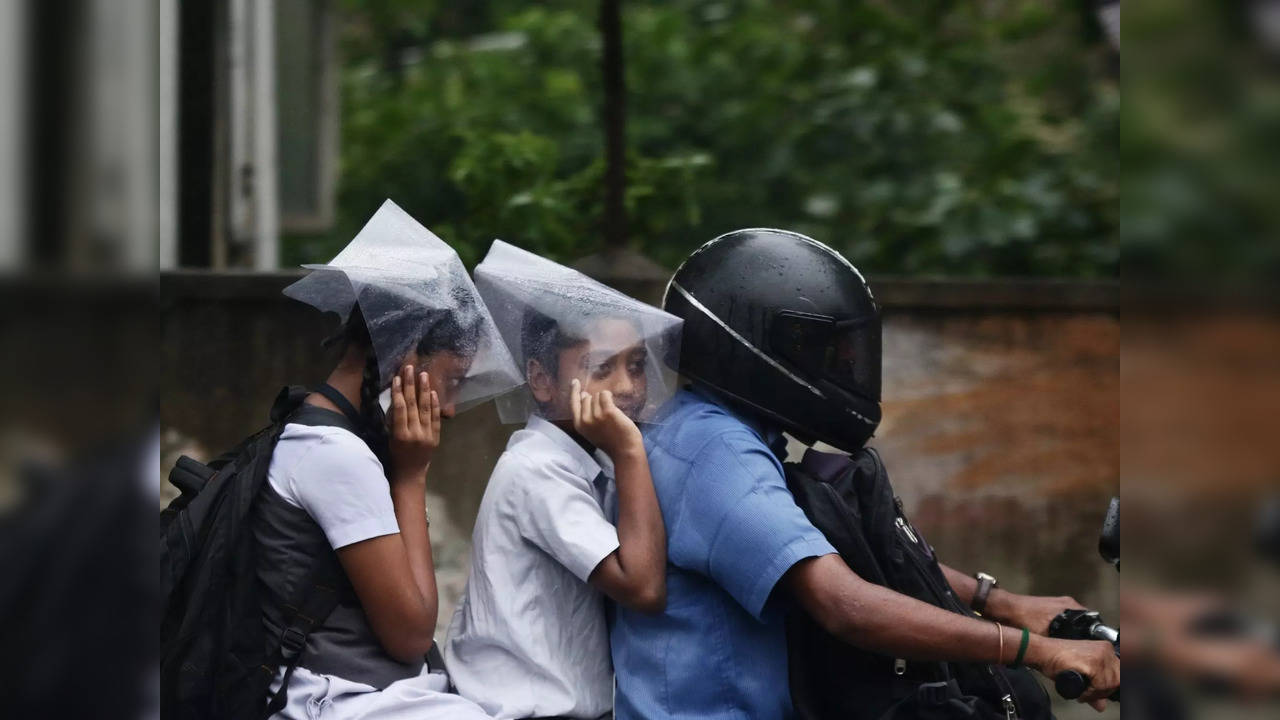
left=995, top=622, right=1005, bottom=665
left=1011, top=627, right=1030, bottom=668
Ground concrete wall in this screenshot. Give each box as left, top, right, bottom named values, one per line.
left=160, top=271, right=1119, bottom=665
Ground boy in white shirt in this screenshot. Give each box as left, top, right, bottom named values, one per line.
left=446, top=242, right=680, bottom=719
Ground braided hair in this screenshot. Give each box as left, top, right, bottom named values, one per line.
left=359, top=349, right=388, bottom=461
left=322, top=308, right=392, bottom=466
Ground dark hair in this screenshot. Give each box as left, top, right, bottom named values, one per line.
left=414, top=300, right=484, bottom=359
left=520, top=307, right=587, bottom=382
left=328, top=299, right=484, bottom=463
left=519, top=306, right=645, bottom=383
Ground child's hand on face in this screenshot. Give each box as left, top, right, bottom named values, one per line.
left=570, top=378, right=643, bottom=459
left=387, top=364, right=441, bottom=483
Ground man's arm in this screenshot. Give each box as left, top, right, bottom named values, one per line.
left=938, top=564, right=980, bottom=606
left=939, top=563, right=1085, bottom=635
left=787, top=554, right=1120, bottom=709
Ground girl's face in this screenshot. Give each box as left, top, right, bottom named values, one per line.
left=403, top=350, right=473, bottom=417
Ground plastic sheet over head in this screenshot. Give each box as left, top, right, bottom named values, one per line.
left=282, top=200, right=523, bottom=414
left=474, top=240, right=684, bottom=424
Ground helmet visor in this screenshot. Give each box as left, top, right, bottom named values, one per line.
left=769, top=310, right=881, bottom=401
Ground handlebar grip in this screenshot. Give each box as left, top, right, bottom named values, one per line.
left=1055, top=670, right=1089, bottom=700
left=1055, top=671, right=1121, bottom=702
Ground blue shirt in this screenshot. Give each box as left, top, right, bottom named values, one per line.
left=610, top=388, right=837, bottom=720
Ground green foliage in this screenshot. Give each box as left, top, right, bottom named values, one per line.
left=1120, top=1, right=1280, bottom=286
left=287, top=0, right=1116, bottom=277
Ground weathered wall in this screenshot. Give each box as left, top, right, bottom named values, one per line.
left=160, top=271, right=1118, bottom=670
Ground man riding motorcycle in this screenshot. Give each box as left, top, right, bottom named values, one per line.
left=606, top=229, right=1120, bottom=720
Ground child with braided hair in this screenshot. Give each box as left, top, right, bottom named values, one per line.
left=260, top=201, right=521, bottom=719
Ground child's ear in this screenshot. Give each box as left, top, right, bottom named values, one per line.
left=527, top=359, right=555, bottom=404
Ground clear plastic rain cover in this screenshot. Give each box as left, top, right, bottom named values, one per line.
left=473, top=239, right=683, bottom=424
left=282, top=200, right=523, bottom=414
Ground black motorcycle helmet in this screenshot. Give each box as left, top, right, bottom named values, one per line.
left=663, top=228, right=881, bottom=452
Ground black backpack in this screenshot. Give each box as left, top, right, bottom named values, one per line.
left=785, top=447, right=1053, bottom=720
left=160, top=384, right=363, bottom=720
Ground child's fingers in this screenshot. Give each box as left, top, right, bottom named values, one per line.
left=391, top=375, right=408, bottom=436
left=401, top=365, right=418, bottom=405
left=422, top=371, right=437, bottom=440
left=401, top=366, right=420, bottom=431
left=581, top=389, right=595, bottom=425
left=599, top=390, right=615, bottom=415
left=589, top=391, right=602, bottom=423
left=417, top=371, right=432, bottom=418
left=430, top=390, right=441, bottom=439
left=570, top=379, right=582, bottom=427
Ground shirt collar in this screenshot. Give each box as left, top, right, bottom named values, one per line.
left=525, top=414, right=607, bottom=480
left=687, top=384, right=790, bottom=460
left=592, top=448, right=616, bottom=480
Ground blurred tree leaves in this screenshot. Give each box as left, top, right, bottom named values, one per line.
left=285, top=0, right=1116, bottom=277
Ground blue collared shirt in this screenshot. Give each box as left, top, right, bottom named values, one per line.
left=610, top=387, right=837, bottom=720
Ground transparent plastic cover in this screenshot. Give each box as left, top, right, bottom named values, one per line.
left=473, top=240, right=683, bottom=424
left=283, top=200, right=523, bottom=414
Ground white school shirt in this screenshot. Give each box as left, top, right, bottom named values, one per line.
left=444, top=415, right=619, bottom=720
left=266, top=423, right=492, bottom=720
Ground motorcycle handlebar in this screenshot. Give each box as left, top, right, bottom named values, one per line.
left=1047, top=610, right=1121, bottom=702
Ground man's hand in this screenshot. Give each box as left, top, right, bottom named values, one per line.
left=570, top=378, right=643, bottom=459
left=1027, top=636, right=1120, bottom=712
left=995, top=591, right=1087, bottom=636
left=789, top=556, right=1123, bottom=713
left=788, top=555, right=1122, bottom=704
left=387, top=364, right=441, bottom=483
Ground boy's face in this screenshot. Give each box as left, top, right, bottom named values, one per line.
left=529, top=317, right=649, bottom=420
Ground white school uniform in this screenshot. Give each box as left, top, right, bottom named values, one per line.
left=444, top=415, right=619, bottom=720
left=265, top=422, right=492, bottom=720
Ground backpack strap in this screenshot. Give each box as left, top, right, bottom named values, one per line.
left=288, top=405, right=357, bottom=433
left=308, top=382, right=364, bottom=429
left=270, top=385, right=312, bottom=422
left=256, top=387, right=366, bottom=719
left=787, top=450, right=891, bottom=586
left=260, top=558, right=346, bottom=719
left=211, top=385, right=358, bottom=472
left=797, top=447, right=857, bottom=482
